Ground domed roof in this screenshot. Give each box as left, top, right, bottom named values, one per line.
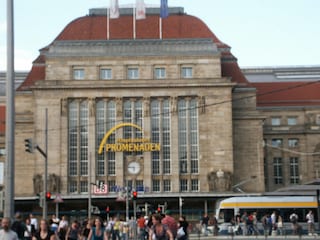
left=54, top=9, right=228, bottom=48
left=18, top=8, right=250, bottom=90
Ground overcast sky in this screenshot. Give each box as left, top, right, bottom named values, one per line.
left=1, top=0, right=320, bottom=71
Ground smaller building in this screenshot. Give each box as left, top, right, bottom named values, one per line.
left=243, top=66, right=320, bottom=192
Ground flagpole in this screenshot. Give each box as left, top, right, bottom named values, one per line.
left=133, top=4, right=136, bottom=39
left=107, top=7, right=110, bottom=40
left=159, top=17, right=162, bottom=39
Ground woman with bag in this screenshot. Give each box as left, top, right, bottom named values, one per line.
left=177, top=216, right=188, bottom=240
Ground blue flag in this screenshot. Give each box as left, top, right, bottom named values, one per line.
left=160, top=0, right=169, bottom=18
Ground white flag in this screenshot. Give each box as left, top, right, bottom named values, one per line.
left=110, top=0, right=120, bottom=19
left=136, top=0, right=146, bottom=20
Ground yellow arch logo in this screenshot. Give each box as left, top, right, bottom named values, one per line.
left=98, top=123, right=143, bottom=154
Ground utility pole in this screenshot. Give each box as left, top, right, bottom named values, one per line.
left=44, top=109, right=48, bottom=219
left=4, top=0, right=15, bottom=218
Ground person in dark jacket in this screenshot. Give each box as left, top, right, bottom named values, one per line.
left=177, top=216, right=188, bottom=240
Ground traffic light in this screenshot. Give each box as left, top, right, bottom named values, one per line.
left=37, top=192, right=44, bottom=208
left=24, top=138, right=33, bottom=153
left=157, top=207, right=162, bottom=213
left=45, top=191, right=51, bottom=201
left=106, top=206, right=110, bottom=214
left=132, top=191, right=138, bottom=200
left=179, top=197, right=184, bottom=207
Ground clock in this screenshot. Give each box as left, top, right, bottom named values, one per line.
left=127, top=161, right=141, bottom=175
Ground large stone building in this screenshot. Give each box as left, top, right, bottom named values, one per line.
left=6, top=7, right=320, bottom=217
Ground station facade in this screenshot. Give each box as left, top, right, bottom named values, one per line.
left=7, top=7, right=320, bottom=218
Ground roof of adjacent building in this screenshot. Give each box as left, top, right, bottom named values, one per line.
left=251, top=81, right=320, bottom=107
left=243, top=66, right=320, bottom=107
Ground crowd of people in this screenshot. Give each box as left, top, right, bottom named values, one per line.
left=0, top=210, right=190, bottom=240
left=227, top=209, right=316, bottom=236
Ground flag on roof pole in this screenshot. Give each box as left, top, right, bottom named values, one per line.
left=136, top=0, right=146, bottom=20
left=160, top=0, right=169, bottom=18
left=110, top=0, right=120, bottom=19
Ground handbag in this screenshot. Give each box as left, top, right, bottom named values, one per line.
left=177, top=227, right=185, bottom=237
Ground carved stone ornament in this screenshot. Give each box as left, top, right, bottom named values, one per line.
left=207, top=169, right=232, bottom=192
left=33, top=174, right=43, bottom=194
left=48, top=173, right=61, bottom=193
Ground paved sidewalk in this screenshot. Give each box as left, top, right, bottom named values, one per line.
left=188, top=233, right=319, bottom=240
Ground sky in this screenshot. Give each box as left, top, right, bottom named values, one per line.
left=1, top=0, right=320, bottom=71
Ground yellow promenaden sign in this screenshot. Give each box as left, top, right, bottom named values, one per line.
left=98, top=123, right=161, bottom=154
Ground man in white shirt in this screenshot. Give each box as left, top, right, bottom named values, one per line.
left=306, top=210, right=315, bottom=235
left=0, top=217, right=18, bottom=240
left=29, top=213, right=38, bottom=230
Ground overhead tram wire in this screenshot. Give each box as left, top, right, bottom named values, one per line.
left=18, top=79, right=320, bottom=135
left=265, top=143, right=320, bottom=156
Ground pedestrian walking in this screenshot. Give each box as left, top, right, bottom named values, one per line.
left=277, top=215, right=284, bottom=236
left=87, top=217, right=107, bottom=240
left=177, top=216, right=188, bottom=240
left=148, top=214, right=173, bottom=240
left=161, top=210, right=177, bottom=239
left=11, top=212, right=27, bottom=240
left=306, top=210, right=315, bottom=236
left=200, top=213, right=210, bottom=236
left=32, top=219, right=56, bottom=240
left=0, top=217, right=19, bottom=240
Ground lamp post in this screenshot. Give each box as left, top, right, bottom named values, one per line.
left=4, top=0, right=15, bottom=218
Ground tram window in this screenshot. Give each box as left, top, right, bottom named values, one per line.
left=218, top=209, right=234, bottom=223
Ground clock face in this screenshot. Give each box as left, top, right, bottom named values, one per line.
left=128, top=161, right=141, bottom=175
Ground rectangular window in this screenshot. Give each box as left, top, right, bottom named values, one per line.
left=73, top=68, right=85, bottom=80
left=271, top=138, right=283, bottom=147
left=181, top=67, right=193, bottom=78
left=100, top=68, right=112, bottom=80
left=136, top=180, right=144, bottom=192
left=180, top=179, right=188, bottom=192
left=191, top=179, right=199, bottom=192
left=96, top=100, right=117, bottom=176
left=152, top=179, right=160, bottom=192
left=80, top=181, right=88, bottom=193
left=69, top=181, right=78, bottom=193
left=290, top=157, right=299, bottom=184
left=287, top=117, right=297, bottom=126
left=271, top=117, right=281, bottom=126
left=68, top=100, right=89, bottom=193
left=127, top=67, right=139, bottom=79
left=163, top=180, right=171, bottom=192
left=108, top=180, right=116, bottom=192
left=178, top=98, right=199, bottom=176
left=273, top=157, right=283, bottom=184
left=154, top=67, right=166, bottom=79
left=288, top=138, right=299, bottom=147
left=151, top=99, right=171, bottom=176
left=316, top=115, right=320, bottom=125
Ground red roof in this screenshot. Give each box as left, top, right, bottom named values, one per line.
left=55, top=14, right=228, bottom=48
left=252, top=81, right=320, bottom=107
left=18, top=12, right=250, bottom=90
left=18, top=64, right=45, bottom=91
